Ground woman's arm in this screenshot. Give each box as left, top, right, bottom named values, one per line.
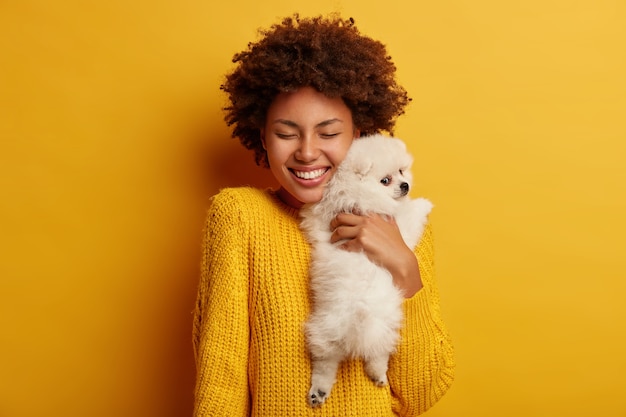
left=193, top=192, right=251, bottom=417
left=388, top=223, right=455, bottom=415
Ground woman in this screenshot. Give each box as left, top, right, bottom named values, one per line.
left=193, top=14, right=454, bottom=416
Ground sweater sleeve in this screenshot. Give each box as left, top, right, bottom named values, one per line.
left=388, top=221, right=455, bottom=416
left=193, top=190, right=250, bottom=417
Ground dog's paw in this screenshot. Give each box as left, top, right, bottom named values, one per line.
left=308, top=386, right=329, bottom=407
left=364, top=356, right=390, bottom=388
left=307, top=356, right=340, bottom=407
left=368, top=373, right=388, bottom=387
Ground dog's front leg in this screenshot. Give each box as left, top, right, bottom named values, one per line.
left=364, top=353, right=391, bottom=387
left=308, top=355, right=341, bottom=407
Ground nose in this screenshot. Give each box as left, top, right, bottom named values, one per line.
left=295, top=136, right=319, bottom=162
left=400, top=182, right=409, bottom=196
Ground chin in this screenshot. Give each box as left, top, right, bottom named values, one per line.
left=300, top=190, right=325, bottom=204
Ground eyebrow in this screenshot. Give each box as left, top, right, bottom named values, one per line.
left=272, top=118, right=343, bottom=128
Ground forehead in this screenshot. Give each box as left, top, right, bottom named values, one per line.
left=266, top=87, right=353, bottom=127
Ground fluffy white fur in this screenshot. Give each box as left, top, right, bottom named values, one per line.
left=299, top=134, right=433, bottom=407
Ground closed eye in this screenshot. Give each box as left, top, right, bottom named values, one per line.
left=275, top=133, right=297, bottom=139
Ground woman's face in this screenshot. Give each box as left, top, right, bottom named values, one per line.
left=263, top=86, right=359, bottom=208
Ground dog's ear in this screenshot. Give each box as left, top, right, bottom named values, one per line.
left=353, top=160, right=373, bottom=179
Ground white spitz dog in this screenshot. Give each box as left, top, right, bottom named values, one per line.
left=299, top=134, right=433, bottom=407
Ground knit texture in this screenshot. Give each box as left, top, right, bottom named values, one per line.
left=193, top=187, right=454, bottom=416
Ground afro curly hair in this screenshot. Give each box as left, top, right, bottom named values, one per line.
left=221, top=14, right=411, bottom=167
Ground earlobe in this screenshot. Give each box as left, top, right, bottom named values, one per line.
left=260, top=129, right=267, bottom=150
left=354, top=129, right=361, bottom=139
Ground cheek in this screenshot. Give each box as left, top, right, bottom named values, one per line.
left=328, top=139, right=354, bottom=165
left=265, top=141, right=292, bottom=164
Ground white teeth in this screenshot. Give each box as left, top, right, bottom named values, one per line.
left=294, top=169, right=326, bottom=180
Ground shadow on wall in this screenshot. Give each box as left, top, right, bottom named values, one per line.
left=156, top=257, right=201, bottom=417
left=206, top=134, right=277, bottom=193
left=181, top=116, right=278, bottom=210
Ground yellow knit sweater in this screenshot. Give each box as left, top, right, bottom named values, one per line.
left=193, top=187, right=454, bottom=417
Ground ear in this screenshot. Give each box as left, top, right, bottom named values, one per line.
left=353, top=159, right=373, bottom=179
left=260, top=129, right=267, bottom=150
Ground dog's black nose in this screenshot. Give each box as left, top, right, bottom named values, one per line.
left=400, top=182, right=409, bottom=196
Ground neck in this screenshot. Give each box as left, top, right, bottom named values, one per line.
left=276, top=187, right=304, bottom=209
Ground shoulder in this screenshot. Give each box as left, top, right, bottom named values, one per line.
left=206, top=187, right=300, bottom=232
left=211, top=186, right=300, bottom=219
left=208, top=187, right=270, bottom=219
left=210, top=186, right=266, bottom=209
left=203, top=187, right=260, bottom=236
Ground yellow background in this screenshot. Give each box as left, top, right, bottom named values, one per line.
left=1, top=0, right=625, bottom=416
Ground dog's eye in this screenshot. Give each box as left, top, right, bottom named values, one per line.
left=399, top=169, right=404, bottom=175
left=380, top=176, right=392, bottom=186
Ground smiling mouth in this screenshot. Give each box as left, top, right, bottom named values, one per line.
left=291, top=168, right=329, bottom=180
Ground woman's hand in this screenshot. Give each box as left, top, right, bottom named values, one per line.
left=329, top=212, right=423, bottom=298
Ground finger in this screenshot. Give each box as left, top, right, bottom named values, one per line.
left=330, top=225, right=356, bottom=243
left=330, top=212, right=361, bottom=229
